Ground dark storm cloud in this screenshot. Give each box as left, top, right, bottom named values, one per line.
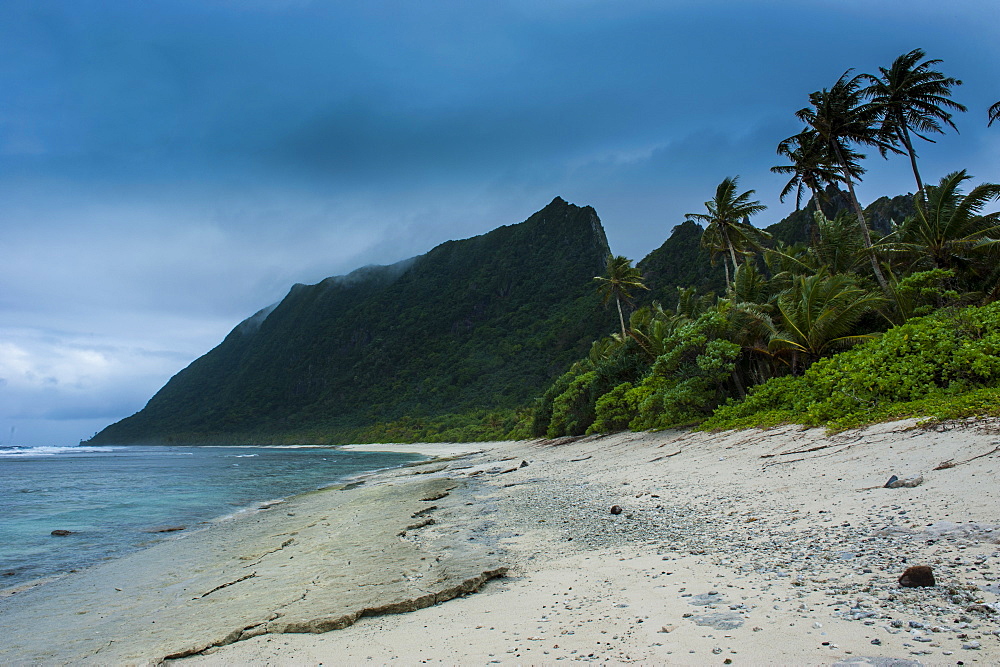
left=1, top=0, right=998, bottom=444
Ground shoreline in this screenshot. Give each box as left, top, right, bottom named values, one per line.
left=0, top=446, right=428, bottom=598
left=3, top=422, right=1000, bottom=664
left=0, top=450, right=502, bottom=664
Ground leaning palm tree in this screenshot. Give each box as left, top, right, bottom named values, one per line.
left=594, top=255, right=648, bottom=338
left=686, top=176, right=769, bottom=288
left=794, top=71, right=900, bottom=290
left=862, top=48, right=966, bottom=196
left=989, top=101, right=1000, bottom=127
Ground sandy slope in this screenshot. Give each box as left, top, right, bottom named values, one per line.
left=181, top=420, right=1000, bottom=665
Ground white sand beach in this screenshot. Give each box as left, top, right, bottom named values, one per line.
left=4, top=420, right=1000, bottom=665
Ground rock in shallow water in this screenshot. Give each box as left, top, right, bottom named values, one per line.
left=142, top=525, right=186, bottom=533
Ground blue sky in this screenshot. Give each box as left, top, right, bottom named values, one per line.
left=1, top=0, right=998, bottom=445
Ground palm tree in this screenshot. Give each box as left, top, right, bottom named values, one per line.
left=772, top=130, right=856, bottom=217
left=794, top=70, right=900, bottom=290
left=862, top=48, right=966, bottom=196
left=687, top=176, right=769, bottom=288
left=989, top=101, right=1000, bottom=127
left=768, top=269, right=885, bottom=374
left=883, top=170, right=1000, bottom=278
left=594, top=255, right=648, bottom=338
left=764, top=210, right=868, bottom=283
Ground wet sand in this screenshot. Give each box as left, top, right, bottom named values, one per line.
left=1, top=462, right=503, bottom=665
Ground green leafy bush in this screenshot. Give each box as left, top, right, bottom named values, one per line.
left=588, top=382, right=636, bottom=433
left=547, top=371, right=599, bottom=437
left=703, top=302, right=1000, bottom=431
left=618, top=310, right=742, bottom=430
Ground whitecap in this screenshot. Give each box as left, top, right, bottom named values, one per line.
left=0, top=446, right=117, bottom=458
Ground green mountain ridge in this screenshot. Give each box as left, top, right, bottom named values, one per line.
left=88, top=188, right=918, bottom=446
left=88, top=197, right=616, bottom=445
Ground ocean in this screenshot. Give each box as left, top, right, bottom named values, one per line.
left=0, top=444, right=424, bottom=590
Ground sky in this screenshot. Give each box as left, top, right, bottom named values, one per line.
left=1, top=0, right=998, bottom=446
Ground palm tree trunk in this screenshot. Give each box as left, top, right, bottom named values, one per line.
left=808, top=188, right=825, bottom=245
left=730, top=367, right=746, bottom=399
left=722, top=227, right=740, bottom=284
left=897, top=120, right=925, bottom=198
left=832, top=143, right=889, bottom=291
left=810, top=188, right=826, bottom=218
left=615, top=295, right=626, bottom=338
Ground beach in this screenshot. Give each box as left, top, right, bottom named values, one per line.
left=3, top=422, right=1000, bottom=664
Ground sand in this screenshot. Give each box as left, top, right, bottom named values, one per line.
left=3, top=420, right=999, bottom=665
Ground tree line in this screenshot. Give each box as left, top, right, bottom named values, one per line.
left=535, top=48, right=1000, bottom=438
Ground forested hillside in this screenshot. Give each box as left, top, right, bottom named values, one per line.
left=88, top=197, right=615, bottom=445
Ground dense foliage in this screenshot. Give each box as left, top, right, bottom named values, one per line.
left=702, top=302, right=1000, bottom=431
left=90, top=49, right=999, bottom=446
left=537, top=47, right=998, bottom=438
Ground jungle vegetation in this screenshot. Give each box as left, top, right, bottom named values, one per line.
left=536, top=49, right=1000, bottom=438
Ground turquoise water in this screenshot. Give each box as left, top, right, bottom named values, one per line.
left=0, top=444, right=423, bottom=589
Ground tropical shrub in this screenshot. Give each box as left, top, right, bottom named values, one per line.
left=588, top=382, right=636, bottom=433
left=626, top=309, right=743, bottom=429
left=703, top=302, right=1000, bottom=431
left=547, top=371, right=599, bottom=437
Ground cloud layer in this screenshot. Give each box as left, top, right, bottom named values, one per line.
left=2, top=0, right=998, bottom=444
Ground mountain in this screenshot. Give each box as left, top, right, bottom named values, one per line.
left=765, top=185, right=916, bottom=247
left=88, top=197, right=615, bottom=445
left=637, top=220, right=726, bottom=307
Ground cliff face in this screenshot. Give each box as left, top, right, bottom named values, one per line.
left=89, top=197, right=615, bottom=445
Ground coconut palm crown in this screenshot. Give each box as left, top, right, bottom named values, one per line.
left=594, top=255, right=649, bottom=338
left=772, top=130, right=864, bottom=216
left=883, top=170, right=1000, bottom=280
left=795, top=70, right=900, bottom=290
left=862, top=48, right=966, bottom=195
left=686, top=176, right=769, bottom=288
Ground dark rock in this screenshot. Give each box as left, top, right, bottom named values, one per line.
left=50, top=529, right=73, bottom=536
left=519, top=460, right=529, bottom=468
left=899, top=565, right=935, bottom=587
left=610, top=505, right=623, bottom=515
left=883, top=475, right=899, bottom=488
left=142, top=525, right=186, bottom=533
